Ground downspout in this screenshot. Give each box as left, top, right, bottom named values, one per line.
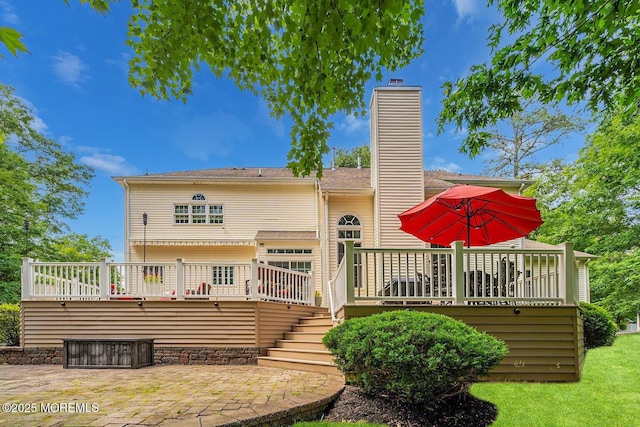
left=518, top=182, right=527, bottom=249
left=315, top=180, right=319, bottom=239
left=584, top=258, right=591, bottom=303
left=315, top=180, right=321, bottom=297
left=122, top=179, right=130, bottom=262
left=324, top=191, right=330, bottom=301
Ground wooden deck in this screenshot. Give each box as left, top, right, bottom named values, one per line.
left=341, top=304, right=584, bottom=382
left=20, top=300, right=319, bottom=349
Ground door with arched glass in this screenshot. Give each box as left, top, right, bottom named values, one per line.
left=337, top=214, right=362, bottom=287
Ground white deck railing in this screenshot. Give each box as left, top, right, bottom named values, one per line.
left=334, top=241, right=579, bottom=313
left=22, top=258, right=313, bottom=305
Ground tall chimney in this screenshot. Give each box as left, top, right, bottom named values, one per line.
left=370, top=85, right=424, bottom=248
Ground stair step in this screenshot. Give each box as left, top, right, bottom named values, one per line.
left=257, top=356, right=341, bottom=376
left=266, top=348, right=334, bottom=363
left=276, top=340, right=327, bottom=351
left=283, top=331, right=327, bottom=341
left=298, top=317, right=334, bottom=326
left=292, top=324, right=333, bottom=333
left=311, top=311, right=332, bottom=318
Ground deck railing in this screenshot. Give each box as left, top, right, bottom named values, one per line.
left=22, top=258, right=313, bottom=305
left=328, top=241, right=579, bottom=319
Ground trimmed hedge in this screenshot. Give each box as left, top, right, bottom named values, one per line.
left=0, top=303, right=20, bottom=346
left=323, top=311, right=507, bottom=404
left=580, top=302, right=617, bottom=349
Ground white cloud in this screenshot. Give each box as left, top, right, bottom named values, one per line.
left=427, top=156, right=462, bottom=173
left=452, top=0, right=478, bottom=20
left=105, top=52, right=131, bottom=75
left=173, top=113, right=252, bottom=161
left=58, top=135, right=73, bottom=146
left=52, top=51, right=89, bottom=87
left=0, top=1, right=20, bottom=25
left=337, top=114, right=369, bottom=135
left=15, top=95, right=49, bottom=134
left=80, top=153, right=139, bottom=176
left=451, top=126, right=468, bottom=140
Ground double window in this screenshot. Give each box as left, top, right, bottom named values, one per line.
left=212, top=266, right=234, bottom=285
left=174, top=193, right=223, bottom=225
left=268, top=260, right=312, bottom=274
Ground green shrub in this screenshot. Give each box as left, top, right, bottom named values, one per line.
left=0, top=281, right=21, bottom=304
left=0, top=303, right=20, bottom=346
left=323, top=310, right=507, bottom=404
left=580, top=302, right=617, bottom=349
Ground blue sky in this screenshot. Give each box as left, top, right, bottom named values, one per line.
left=1, top=1, right=587, bottom=260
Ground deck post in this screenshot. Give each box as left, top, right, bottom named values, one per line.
left=561, top=243, right=578, bottom=305
left=345, top=240, right=355, bottom=304
left=21, top=258, right=32, bottom=300
left=251, top=259, right=259, bottom=300
left=99, top=258, right=110, bottom=300
left=176, top=258, right=185, bottom=300
left=307, top=272, right=314, bottom=305
left=452, top=241, right=465, bottom=304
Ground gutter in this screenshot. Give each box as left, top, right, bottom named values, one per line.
left=122, top=179, right=130, bottom=262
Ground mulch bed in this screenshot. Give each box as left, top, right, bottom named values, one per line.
left=321, top=385, right=497, bottom=427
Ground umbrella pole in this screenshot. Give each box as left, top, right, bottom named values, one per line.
left=467, top=200, right=471, bottom=248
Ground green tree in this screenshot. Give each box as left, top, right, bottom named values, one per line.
left=0, top=83, right=100, bottom=300
left=589, top=250, right=640, bottom=326
left=333, top=144, right=371, bottom=168
left=528, top=114, right=640, bottom=255
left=72, top=0, right=424, bottom=177
left=483, top=100, right=585, bottom=179
left=41, top=233, right=112, bottom=262
left=528, top=113, right=640, bottom=326
left=438, top=0, right=640, bottom=157
left=0, top=27, right=28, bottom=59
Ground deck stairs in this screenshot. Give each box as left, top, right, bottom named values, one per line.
left=257, top=311, right=340, bottom=376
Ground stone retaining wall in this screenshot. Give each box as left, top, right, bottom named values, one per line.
left=0, top=347, right=267, bottom=366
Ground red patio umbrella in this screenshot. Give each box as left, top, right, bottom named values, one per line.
left=398, top=185, right=543, bottom=247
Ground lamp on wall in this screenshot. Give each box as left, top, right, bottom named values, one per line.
left=142, top=213, right=148, bottom=262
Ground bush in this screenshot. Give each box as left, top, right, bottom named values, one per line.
left=0, top=303, right=20, bottom=346
left=0, top=281, right=21, bottom=304
left=580, top=302, right=617, bottom=349
left=323, top=310, right=507, bottom=404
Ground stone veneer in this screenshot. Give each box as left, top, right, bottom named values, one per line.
left=0, top=346, right=268, bottom=366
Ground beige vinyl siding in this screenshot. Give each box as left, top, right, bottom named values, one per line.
left=22, top=301, right=317, bottom=348
left=370, top=87, right=425, bottom=248
left=577, top=260, right=590, bottom=302
left=128, top=183, right=317, bottom=243
left=343, top=305, right=583, bottom=382
left=326, top=195, right=375, bottom=281
left=130, top=246, right=256, bottom=263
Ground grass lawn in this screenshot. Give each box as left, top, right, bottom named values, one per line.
left=471, top=333, right=640, bottom=426
left=296, top=334, right=639, bottom=427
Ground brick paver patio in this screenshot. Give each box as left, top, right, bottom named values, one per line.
left=0, top=365, right=344, bottom=426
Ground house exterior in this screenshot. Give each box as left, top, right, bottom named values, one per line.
left=13, top=84, right=589, bottom=381
left=112, top=85, right=592, bottom=304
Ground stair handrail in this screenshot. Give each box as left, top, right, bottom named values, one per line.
left=327, top=256, right=346, bottom=322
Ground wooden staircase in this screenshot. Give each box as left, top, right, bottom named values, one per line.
left=257, top=311, right=340, bottom=376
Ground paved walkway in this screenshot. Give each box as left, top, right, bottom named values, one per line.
left=0, top=365, right=345, bottom=426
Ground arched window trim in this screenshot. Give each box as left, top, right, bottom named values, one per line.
left=336, top=214, right=363, bottom=287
